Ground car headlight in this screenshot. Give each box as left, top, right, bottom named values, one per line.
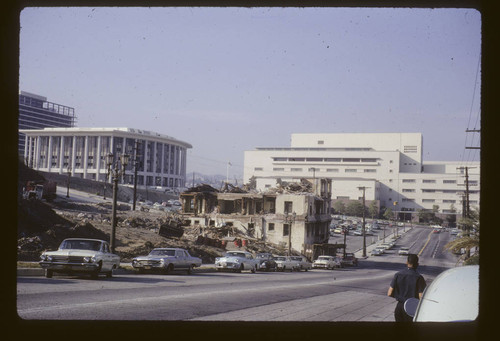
left=234, top=258, right=240, bottom=263
left=40, top=254, right=46, bottom=261
left=83, top=256, right=96, bottom=263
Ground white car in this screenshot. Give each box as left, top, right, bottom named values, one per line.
left=405, top=265, right=479, bottom=322
left=39, top=238, right=120, bottom=279
left=274, top=256, right=299, bottom=272
left=312, top=255, right=341, bottom=270
left=371, top=247, right=385, bottom=256
left=398, top=247, right=410, bottom=255
left=132, top=248, right=202, bottom=274
left=290, top=256, right=312, bottom=271
left=215, top=251, right=259, bottom=273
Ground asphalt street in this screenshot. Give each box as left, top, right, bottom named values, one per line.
left=16, top=226, right=459, bottom=322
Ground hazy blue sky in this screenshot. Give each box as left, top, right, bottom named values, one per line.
left=19, top=7, right=481, bottom=181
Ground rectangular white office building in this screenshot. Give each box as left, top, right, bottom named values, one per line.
left=20, top=127, right=192, bottom=189
left=244, top=133, right=480, bottom=220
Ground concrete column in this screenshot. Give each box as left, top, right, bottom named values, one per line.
left=71, top=136, right=76, bottom=175
left=27, top=136, right=32, bottom=167
left=35, top=136, right=41, bottom=170
left=96, top=136, right=102, bottom=181
left=143, top=140, right=149, bottom=185
left=23, top=135, right=28, bottom=164
left=59, top=135, right=65, bottom=174
left=83, top=136, right=89, bottom=179
left=160, top=143, right=165, bottom=186
left=47, top=136, right=53, bottom=172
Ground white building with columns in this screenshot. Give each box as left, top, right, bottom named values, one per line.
left=20, top=127, right=192, bottom=189
left=244, top=133, right=480, bottom=221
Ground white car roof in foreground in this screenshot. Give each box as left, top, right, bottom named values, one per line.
left=414, top=265, right=479, bottom=322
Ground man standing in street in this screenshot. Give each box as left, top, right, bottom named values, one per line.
left=387, top=254, right=426, bottom=322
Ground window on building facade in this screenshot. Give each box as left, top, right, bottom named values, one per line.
left=343, top=158, right=361, bottom=162
left=268, top=223, right=275, bottom=231
left=306, top=158, right=323, bottom=162
left=443, top=200, right=456, bottom=204
left=403, top=189, right=415, bottom=193
left=402, top=179, right=416, bottom=183
left=404, top=145, right=418, bottom=153
left=443, top=180, right=457, bottom=184
left=364, top=169, right=376, bottom=173
left=273, top=168, right=284, bottom=171
left=361, top=158, right=377, bottom=162
left=402, top=198, right=415, bottom=202
left=423, top=179, right=436, bottom=183
left=337, top=196, right=349, bottom=199
left=254, top=167, right=263, bottom=171
left=289, top=158, right=305, bottom=162
left=291, top=168, right=302, bottom=172
left=273, top=157, right=287, bottom=162
left=422, top=189, right=436, bottom=193
left=324, top=158, right=341, bottom=162
left=317, top=140, right=324, bottom=145
left=283, top=224, right=290, bottom=236
left=326, top=168, right=338, bottom=172
left=308, top=167, right=319, bottom=172
left=345, top=169, right=357, bottom=173
left=442, top=190, right=457, bottom=194
left=284, top=201, right=293, bottom=214
left=422, top=199, right=435, bottom=203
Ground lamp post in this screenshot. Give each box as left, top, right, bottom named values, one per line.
left=106, top=152, right=130, bottom=254
left=358, top=186, right=369, bottom=258
left=66, top=166, right=72, bottom=198
left=285, top=211, right=296, bottom=256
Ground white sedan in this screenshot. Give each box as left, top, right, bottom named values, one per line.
left=215, top=251, right=259, bottom=273
left=312, top=255, right=341, bottom=270
left=274, top=256, right=299, bottom=272
left=39, top=238, right=120, bottom=279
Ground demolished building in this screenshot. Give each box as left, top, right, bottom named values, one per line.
left=180, top=178, right=343, bottom=260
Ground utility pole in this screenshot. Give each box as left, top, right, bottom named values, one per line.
left=457, top=166, right=477, bottom=259
left=358, top=186, right=369, bottom=258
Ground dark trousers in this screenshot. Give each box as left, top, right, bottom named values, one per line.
left=394, top=301, right=413, bottom=322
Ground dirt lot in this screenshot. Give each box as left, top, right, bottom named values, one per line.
left=17, top=161, right=285, bottom=263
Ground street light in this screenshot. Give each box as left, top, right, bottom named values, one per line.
left=106, top=152, right=130, bottom=254
left=66, top=166, right=72, bottom=198
left=285, top=211, right=296, bottom=256
left=358, top=186, right=369, bottom=258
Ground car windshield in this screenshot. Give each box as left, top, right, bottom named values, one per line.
left=149, top=249, right=175, bottom=256
left=257, top=254, right=271, bottom=259
left=318, top=256, right=330, bottom=260
left=275, top=257, right=286, bottom=261
left=60, top=240, right=102, bottom=251
left=291, top=257, right=301, bottom=261
left=225, top=252, right=246, bottom=258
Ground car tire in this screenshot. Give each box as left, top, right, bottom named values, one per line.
left=237, top=265, right=243, bottom=273
left=251, top=266, right=256, bottom=273
left=164, top=264, right=174, bottom=274
left=106, top=270, right=113, bottom=278
left=187, top=265, right=193, bottom=275
left=45, top=269, right=53, bottom=278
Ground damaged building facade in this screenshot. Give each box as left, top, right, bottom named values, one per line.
left=180, top=179, right=335, bottom=260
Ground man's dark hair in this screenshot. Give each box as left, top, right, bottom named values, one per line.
left=407, top=254, right=419, bottom=268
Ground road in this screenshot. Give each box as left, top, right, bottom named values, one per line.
left=17, top=226, right=460, bottom=321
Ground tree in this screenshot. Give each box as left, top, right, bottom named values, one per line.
left=444, top=208, right=479, bottom=265
left=346, top=200, right=365, bottom=217
left=383, top=207, right=393, bottom=221
left=368, top=201, right=379, bottom=219
left=445, top=204, right=457, bottom=227
left=333, top=201, right=346, bottom=215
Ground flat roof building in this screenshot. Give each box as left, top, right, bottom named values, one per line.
left=244, top=133, right=480, bottom=221
left=20, top=127, right=192, bottom=190
left=18, top=91, right=76, bottom=156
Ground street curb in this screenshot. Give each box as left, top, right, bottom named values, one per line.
left=17, top=265, right=217, bottom=276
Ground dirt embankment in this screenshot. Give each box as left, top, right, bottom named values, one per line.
left=17, top=161, right=284, bottom=263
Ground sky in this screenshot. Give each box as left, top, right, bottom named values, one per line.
left=19, top=7, right=482, bottom=181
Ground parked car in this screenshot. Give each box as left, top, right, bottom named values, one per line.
left=131, top=248, right=201, bottom=274
left=39, top=238, right=120, bottom=279
left=353, top=230, right=363, bottom=236
left=333, top=228, right=343, bottom=234
left=404, top=265, right=478, bottom=322
left=371, top=247, right=384, bottom=256
left=215, top=251, right=259, bottom=273
left=398, top=247, right=410, bottom=255
left=340, top=253, right=358, bottom=267
left=312, top=255, right=341, bottom=270
left=256, top=253, right=277, bottom=272
left=290, top=256, right=312, bottom=271
left=274, top=256, right=299, bottom=272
